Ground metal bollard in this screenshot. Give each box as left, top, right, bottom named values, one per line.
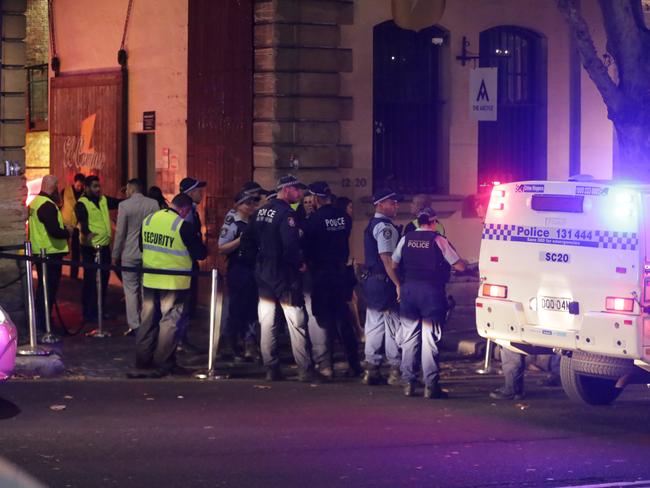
left=17, top=241, right=50, bottom=356
left=88, top=245, right=110, bottom=338
left=39, top=249, right=61, bottom=344
left=196, top=268, right=225, bottom=380
left=476, top=338, right=496, bottom=374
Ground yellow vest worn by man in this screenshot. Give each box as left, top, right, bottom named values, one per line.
left=28, top=195, right=69, bottom=254
left=78, top=195, right=112, bottom=247
left=61, top=185, right=78, bottom=227
left=142, top=209, right=192, bottom=290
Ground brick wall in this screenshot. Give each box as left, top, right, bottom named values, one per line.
left=25, top=0, right=47, bottom=66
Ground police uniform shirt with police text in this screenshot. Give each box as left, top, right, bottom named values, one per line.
left=391, top=228, right=460, bottom=266
left=218, top=209, right=247, bottom=246
left=372, top=212, right=399, bottom=254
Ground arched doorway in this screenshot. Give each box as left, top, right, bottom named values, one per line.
left=373, top=21, right=448, bottom=194
left=478, top=26, right=547, bottom=187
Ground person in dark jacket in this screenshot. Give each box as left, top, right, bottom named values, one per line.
left=240, top=175, right=315, bottom=382
left=303, top=182, right=362, bottom=379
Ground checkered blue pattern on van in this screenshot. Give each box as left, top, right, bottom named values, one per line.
left=482, top=224, right=638, bottom=250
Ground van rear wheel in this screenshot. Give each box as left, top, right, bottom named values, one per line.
left=560, top=354, right=623, bottom=405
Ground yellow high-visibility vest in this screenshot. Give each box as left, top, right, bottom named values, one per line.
left=61, top=185, right=78, bottom=227
left=28, top=195, right=69, bottom=254
left=78, top=195, right=112, bottom=247
left=142, top=209, right=192, bottom=290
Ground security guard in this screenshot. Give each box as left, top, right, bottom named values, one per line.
left=218, top=190, right=261, bottom=361
left=28, top=175, right=71, bottom=332
left=134, top=193, right=207, bottom=376
left=403, top=195, right=446, bottom=236
left=391, top=208, right=465, bottom=398
left=303, top=182, right=362, bottom=379
left=61, top=172, right=85, bottom=279
left=361, top=189, right=403, bottom=386
left=74, top=175, right=121, bottom=323
left=240, top=174, right=314, bottom=381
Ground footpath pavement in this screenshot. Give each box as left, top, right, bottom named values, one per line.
left=12, top=271, right=493, bottom=381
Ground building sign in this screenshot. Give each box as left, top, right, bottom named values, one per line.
left=469, top=68, right=498, bottom=121
left=143, top=111, right=156, bottom=131
left=50, top=71, right=124, bottom=197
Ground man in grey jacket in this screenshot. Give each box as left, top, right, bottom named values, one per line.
left=113, top=179, right=160, bottom=335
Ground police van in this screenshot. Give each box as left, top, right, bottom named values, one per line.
left=476, top=179, right=650, bottom=404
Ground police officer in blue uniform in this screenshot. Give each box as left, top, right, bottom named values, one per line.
left=240, top=175, right=315, bottom=381
left=303, top=182, right=362, bottom=379
left=361, top=189, right=403, bottom=385
left=218, top=190, right=261, bottom=361
left=391, top=208, right=466, bottom=398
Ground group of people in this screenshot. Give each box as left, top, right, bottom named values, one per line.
left=213, top=175, right=468, bottom=399
left=28, top=171, right=487, bottom=398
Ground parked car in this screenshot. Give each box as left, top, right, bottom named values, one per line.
left=0, top=305, right=17, bottom=381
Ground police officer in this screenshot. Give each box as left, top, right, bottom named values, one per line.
left=28, top=175, right=72, bottom=332
left=362, top=189, right=403, bottom=386
left=391, top=208, right=466, bottom=398
left=218, top=190, right=261, bottom=361
left=240, top=174, right=314, bottom=381
left=303, top=182, right=362, bottom=379
left=74, top=175, right=121, bottom=323
left=133, top=193, right=207, bottom=377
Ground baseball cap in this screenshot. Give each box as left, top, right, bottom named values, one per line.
left=240, top=181, right=272, bottom=196
left=234, top=191, right=259, bottom=206
left=308, top=181, right=331, bottom=198
left=372, top=189, right=403, bottom=206
left=276, top=174, right=307, bottom=190
left=179, top=177, right=206, bottom=194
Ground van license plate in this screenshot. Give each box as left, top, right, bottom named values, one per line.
left=539, top=296, right=570, bottom=312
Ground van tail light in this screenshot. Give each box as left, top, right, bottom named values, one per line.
left=645, top=279, right=650, bottom=303
left=605, top=297, right=634, bottom=313
left=482, top=283, right=508, bottom=299
left=490, top=189, right=506, bottom=211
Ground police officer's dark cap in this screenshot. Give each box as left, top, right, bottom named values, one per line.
left=276, top=174, right=307, bottom=190
left=308, top=181, right=331, bottom=198
left=234, top=191, right=259, bottom=206
left=241, top=181, right=272, bottom=196
left=372, top=189, right=403, bottom=205
left=417, top=207, right=437, bottom=223
left=179, top=177, right=207, bottom=194
left=267, top=191, right=278, bottom=200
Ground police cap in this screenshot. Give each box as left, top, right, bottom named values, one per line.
left=308, top=181, right=331, bottom=198
left=372, top=188, right=403, bottom=206
left=234, top=191, right=259, bottom=206
left=276, top=174, right=307, bottom=191
left=240, top=181, right=272, bottom=196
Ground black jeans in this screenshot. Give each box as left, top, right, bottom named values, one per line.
left=81, top=245, right=111, bottom=322
left=35, top=253, right=64, bottom=332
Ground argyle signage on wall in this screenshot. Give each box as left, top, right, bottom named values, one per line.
left=50, top=70, right=124, bottom=197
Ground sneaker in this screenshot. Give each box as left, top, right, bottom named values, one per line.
left=424, top=383, right=449, bottom=399
left=387, top=367, right=401, bottom=386
left=489, top=388, right=524, bottom=401
left=403, top=382, right=417, bottom=397
left=319, top=367, right=334, bottom=382
left=244, top=341, right=258, bottom=362
left=123, top=328, right=137, bottom=337
left=265, top=367, right=284, bottom=382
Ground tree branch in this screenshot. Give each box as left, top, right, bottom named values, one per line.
left=557, top=0, right=621, bottom=112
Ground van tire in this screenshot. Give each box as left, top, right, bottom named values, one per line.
left=560, top=355, right=623, bottom=405
left=568, top=351, right=635, bottom=379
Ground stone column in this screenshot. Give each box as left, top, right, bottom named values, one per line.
left=0, top=0, right=28, bottom=333
left=253, top=0, right=353, bottom=189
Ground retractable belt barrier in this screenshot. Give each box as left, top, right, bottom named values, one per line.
left=0, top=242, right=222, bottom=379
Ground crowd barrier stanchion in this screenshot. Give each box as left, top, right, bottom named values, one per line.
left=17, top=241, right=51, bottom=356
left=476, top=338, right=496, bottom=374
left=39, top=249, right=61, bottom=344
left=88, top=245, right=110, bottom=338
left=196, top=268, right=222, bottom=380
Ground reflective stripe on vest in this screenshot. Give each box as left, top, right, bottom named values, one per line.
left=142, top=210, right=192, bottom=290
left=28, top=195, right=69, bottom=254
left=78, top=195, right=111, bottom=247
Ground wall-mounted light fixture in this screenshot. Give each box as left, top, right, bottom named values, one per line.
left=456, top=36, right=479, bottom=66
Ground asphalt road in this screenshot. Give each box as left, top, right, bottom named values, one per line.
left=1, top=374, right=650, bottom=488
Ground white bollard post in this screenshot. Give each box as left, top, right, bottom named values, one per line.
left=17, top=242, right=51, bottom=356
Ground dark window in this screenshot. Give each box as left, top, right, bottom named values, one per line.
left=373, top=21, right=446, bottom=194
left=478, top=26, right=547, bottom=188
left=27, top=64, right=48, bottom=131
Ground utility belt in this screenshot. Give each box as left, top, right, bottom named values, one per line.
left=360, top=267, right=389, bottom=282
